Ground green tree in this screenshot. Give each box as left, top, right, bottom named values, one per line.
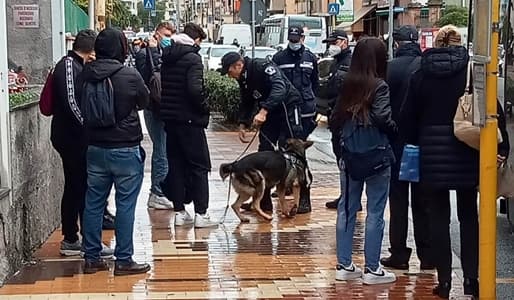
left=437, top=5, right=469, bottom=27
left=72, top=0, right=141, bottom=29
left=137, top=1, right=166, bottom=31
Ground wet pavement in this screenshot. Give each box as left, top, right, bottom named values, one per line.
left=0, top=122, right=502, bottom=299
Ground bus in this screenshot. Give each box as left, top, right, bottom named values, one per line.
left=258, top=14, right=327, bottom=56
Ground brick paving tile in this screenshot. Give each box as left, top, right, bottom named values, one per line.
left=0, top=126, right=470, bottom=299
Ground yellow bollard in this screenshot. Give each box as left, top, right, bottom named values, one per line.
left=478, top=0, right=499, bottom=298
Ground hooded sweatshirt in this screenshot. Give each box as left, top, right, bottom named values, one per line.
left=78, top=28, right=149, bottom=148
left=159, top=33, right=209, bottom=127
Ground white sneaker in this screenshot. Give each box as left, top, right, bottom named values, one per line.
left=335, top=262, right=362, bottom=281
left=362, top=266, right=397, bottom=285
left=175, top=210, right=194, bottom=226
left=148, top=193, right=174, bottom=210
left=194, top=213, right=218, bottom=228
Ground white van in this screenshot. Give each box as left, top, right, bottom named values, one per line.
left=217, top=24, right=252, bottom=47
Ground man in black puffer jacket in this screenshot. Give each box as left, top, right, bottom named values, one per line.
left=380, top=26, right=433, bottom=271
left=159, top=23, right=217, bottom=228
left=79, top=28, right=150, bottom=276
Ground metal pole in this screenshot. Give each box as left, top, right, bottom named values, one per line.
left=388, top=0, right=394, bottom=60
left=176, top=0, right=181, bottom=30
left=89, top=0, right=95, bottom=30
left=251, top=0, right=255, bottom=58
left=479, top=0, right=499, bottom=297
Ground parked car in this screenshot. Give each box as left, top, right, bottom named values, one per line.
left=243, top=46, right=277, bottom=60
left=199, top=42, right=213, bottom=61
left=204, top=44, right=239, bottom=71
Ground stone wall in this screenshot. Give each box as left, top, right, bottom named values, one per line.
left=0, top=101, right=63, bottom=285
left=6, top=0, right=53, bottom=84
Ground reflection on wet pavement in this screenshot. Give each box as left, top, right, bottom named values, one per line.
left=0, top=126, right=469, bottom=299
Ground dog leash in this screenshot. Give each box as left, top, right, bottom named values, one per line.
left=219, top=129, right=260, bottom=224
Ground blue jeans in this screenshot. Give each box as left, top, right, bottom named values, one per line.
left=144, top=110, right=167, bottom=196
left=82, top=146, right=144, bottom=262
left=336, top=166, right=391, bottom=270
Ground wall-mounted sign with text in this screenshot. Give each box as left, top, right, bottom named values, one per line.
left=13, top=5, right=39, bottom=29
left=336, top=0, right=354, bottom=22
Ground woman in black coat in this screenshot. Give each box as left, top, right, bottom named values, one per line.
left=401, top=25, right=510, bottom=299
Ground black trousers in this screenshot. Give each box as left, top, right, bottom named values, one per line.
left=423, top=186, right=478, bottom=283
left=258, top=105, right=303, bottom=207
left=162, top=123, right=211, bottom=214
left=388, top=165, right=431, bottom=262
left=54, top=143, right=87, bottom=243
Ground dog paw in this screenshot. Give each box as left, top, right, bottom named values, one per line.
left=287, top=205, right=298, bottom=218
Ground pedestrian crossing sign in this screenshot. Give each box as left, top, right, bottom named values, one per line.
left=328, top=3, right=340, bottom=15
left=144, top=0, right=155, bottom=10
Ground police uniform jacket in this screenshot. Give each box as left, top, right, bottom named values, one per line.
left=237, top=57, right=302, bottom=127
left=272, top=45, right=319, bottom=117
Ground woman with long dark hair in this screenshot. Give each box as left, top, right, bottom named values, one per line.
left=330, top=37, right=397, bottom=285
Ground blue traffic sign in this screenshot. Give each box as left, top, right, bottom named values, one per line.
left=328, top=3, right=340, bottom=15
left=144, top=0, right=155, bottom=10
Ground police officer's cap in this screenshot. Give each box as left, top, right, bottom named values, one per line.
left=322, top=30, right=348, bottom=43
left=288, top=26, right=304, bottom=43
left=220, top=52, right=243, bottom=75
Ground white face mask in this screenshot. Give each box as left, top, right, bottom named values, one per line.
left=328, top=45, right=342, bottom=57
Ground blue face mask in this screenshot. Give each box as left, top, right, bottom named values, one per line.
left=160, top=37, right=172, bottom=48
left=288, top=42, right=302, bottom=51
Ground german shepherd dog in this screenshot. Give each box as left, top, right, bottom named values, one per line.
left=219, top=139, right=313, bottom=222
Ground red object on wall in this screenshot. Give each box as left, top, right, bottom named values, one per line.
left=420, top=28, right=440, bottom=52
left=235, top=0, right=240, bottom=12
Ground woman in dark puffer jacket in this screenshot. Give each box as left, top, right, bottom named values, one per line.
left=401, top=25, right=510, bottom=299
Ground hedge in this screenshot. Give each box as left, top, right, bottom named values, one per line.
left=204, top=71, right=240, bottom=123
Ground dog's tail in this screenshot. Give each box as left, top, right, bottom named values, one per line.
left=219, top=163, right=234, bottom=181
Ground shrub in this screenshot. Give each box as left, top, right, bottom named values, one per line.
left=9, top=90, right=39, bottom=109
left=204, top=70, right=240, bottom=123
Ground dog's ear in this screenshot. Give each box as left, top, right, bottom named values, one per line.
left=286, top=138, right=295, bottom=146
left=303, top=140, right=314, bottom=149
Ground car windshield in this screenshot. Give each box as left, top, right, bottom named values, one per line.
left=210, top=47, right=236, bottom=57
left=245, top=49, right=276, bottom=59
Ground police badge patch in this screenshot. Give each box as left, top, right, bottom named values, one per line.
left=264, top=66, right=277, bottom=75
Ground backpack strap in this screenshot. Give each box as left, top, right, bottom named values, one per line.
left=64, top=57, right=83, bottom=125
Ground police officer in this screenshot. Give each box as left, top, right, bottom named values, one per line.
left=321, top=29, right=353, bottom=210
left=273, top=26, right=319, bottom=140
left=272, top=26, right=318, bottom=213
left=220, top=51, right=303, bottom=212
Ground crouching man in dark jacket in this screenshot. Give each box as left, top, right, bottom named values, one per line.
left=159, top=23, right=218, bottom=228
left=79, top=28, right=150, bottom=276
left=220, top=52, right=304, bottom=212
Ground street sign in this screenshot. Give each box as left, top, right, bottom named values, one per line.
left=144, top=0, right=155, bottom=10
left=337, top=0, right=354, bottom=22
left=328, top=3, right=340, bottom=15
left=239, top=0, right=266, bottom=25
left=151, top=10, right=156, bottom=17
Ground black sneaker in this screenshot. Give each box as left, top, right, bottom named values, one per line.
left=84, top=259, right=109, bottom=274
left=103, top=212, right=116, bottom=230
left=463, top=278, right=479, bottom=298
left=325, top=198, right=339, bottom=209
left=380, top=256, right=409, bottom=270
left=114, top=261, right=151, bottom=276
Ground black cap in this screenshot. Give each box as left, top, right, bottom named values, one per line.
left=287, top=26, right=304, bottom=43
left=220, top=52, right=243, bottom=75
left=393, top=25, right=418, bottom=42
left=322, top=30, right=348, bottom=43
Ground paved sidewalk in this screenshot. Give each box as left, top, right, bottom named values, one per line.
left=0, top=124, right=470, bottom=299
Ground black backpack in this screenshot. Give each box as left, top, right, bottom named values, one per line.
left=81, top=77, right=116, bottom=128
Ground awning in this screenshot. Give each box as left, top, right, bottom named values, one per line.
left=336, top=5, right=376, bottom=30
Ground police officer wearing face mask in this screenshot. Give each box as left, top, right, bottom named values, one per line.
left=271, top=26, right=318, bottom=214
left=321, top=29, right=352, bottom=210
left=220, top=51, right=304, bottom=212
left=273, top=26, right=319, bottom=140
